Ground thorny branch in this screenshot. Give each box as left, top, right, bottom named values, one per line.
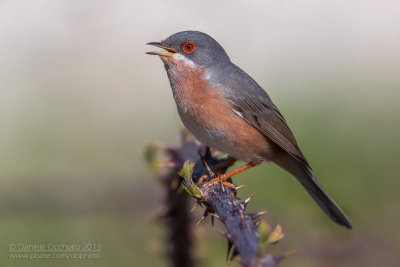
left=146, top=131, right=290, bottom=267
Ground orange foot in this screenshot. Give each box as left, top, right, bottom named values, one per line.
left=198, top=158, right=236, bottom=185
left=201, top=162, right=256, bottom=188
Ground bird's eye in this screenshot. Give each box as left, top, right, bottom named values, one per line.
left=183, top=42, right=196, bottom=53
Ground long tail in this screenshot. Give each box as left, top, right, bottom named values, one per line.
left=273, top=153, right=353, bottom=229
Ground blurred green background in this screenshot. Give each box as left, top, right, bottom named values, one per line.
left=1, top=0, right=399, bottom=266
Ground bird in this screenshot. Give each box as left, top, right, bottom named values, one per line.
left=146, top=31, right=352, bottom=229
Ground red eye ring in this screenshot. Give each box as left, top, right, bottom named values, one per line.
left=183, top=41, right=196, bottom=53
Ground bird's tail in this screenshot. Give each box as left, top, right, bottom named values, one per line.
left=273, top=153, right=353, bottom=229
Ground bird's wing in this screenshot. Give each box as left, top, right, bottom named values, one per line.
left=220, top=64, right=309, bottom=167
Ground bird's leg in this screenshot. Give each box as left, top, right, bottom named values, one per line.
left=212, top=157, right=236, bottom=173
left=197, top=157, right=236, bottom=185
left=201, top=162, right=256, bottom=188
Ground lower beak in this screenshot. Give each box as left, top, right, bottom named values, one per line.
left=146, top=42, right=178, bottom=57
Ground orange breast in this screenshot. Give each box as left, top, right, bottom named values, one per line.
left=162, top=55, right=273, bottom=162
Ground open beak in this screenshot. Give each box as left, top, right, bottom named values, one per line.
left=146, top=42, right=178, bottom=57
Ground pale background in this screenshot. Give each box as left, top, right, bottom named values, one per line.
left=1, top=1, right=399, bottom=266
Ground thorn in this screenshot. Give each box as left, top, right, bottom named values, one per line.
left=202, top=159, right=215, bottom=178
left=196, top=215, right=207, bottom=225
left=226, top=240, right=234, bottom=262
left=206, top=208, right=219, bottom=227
left=190, top=203, right=198, bottom=213
left=196, top=216, right=205, bottom=225
left=253, top=210, right=267, bottom=226
left=235, top=185, right=245, bottom=190
left=199, top=207, right=215, bottom=226
left=208, top=212, right=220, bottom=220
left=252, top=210, right=267, bottom=226
left=241, top=191, right=255, bottom=209
left=256, top=210, right=267, bottom=218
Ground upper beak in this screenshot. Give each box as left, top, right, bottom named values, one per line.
left=146, top=42, right=178, bottom=56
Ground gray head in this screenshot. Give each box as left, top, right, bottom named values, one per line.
left=146, top=31, right=230, bottom=68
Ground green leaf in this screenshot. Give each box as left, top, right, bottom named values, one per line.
left=267, top=224, right=284, bottom=245
left=180, top=161, right=202, bottom=199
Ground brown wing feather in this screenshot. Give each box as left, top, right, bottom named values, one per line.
left=215, top=63, right=309, bottom=166
left=230, top=98, right=310, bottom=167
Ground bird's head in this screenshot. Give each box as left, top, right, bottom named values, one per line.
left=146, top=31, right=230, bottom=69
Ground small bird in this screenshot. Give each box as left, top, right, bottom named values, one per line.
left=147, top=31, right=352, bottom=229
